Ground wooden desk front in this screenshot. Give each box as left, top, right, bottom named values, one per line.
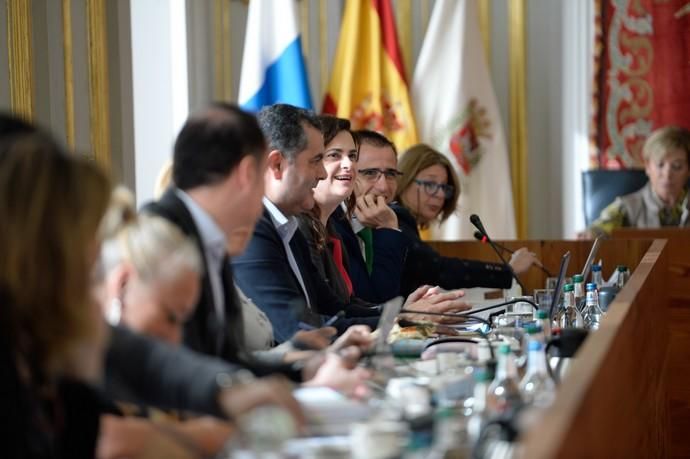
left=613, top=228, right=690, bottom=458
left=430, top=238, right=669, bottom=457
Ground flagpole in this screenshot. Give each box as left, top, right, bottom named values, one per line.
left=508, top=0, right=529, bottom=239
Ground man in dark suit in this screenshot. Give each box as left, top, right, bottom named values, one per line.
left=231, top=104, right=350, bottom=342
left=143, top=103, right=267, bottom=362
left=331, top=130, right=410, bottom=303
left=232, top=105, right=471, bottom=342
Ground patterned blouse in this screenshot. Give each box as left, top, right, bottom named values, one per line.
left=590, top=183, right=690, bottom=236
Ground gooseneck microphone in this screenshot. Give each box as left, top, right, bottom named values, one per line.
left=470, top=214, right=526, bottom=293
left=458, top=297, right=539, bottom=316
left=473, top=231, right=554, bottom=278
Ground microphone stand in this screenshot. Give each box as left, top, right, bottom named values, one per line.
left=470, top=217, right=526, bottom=293
left=473, top=232, right=554, bottom=278
left=458, top=297, right=539, bottom=316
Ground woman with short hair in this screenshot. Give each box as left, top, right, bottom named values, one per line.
left=586, top=126, right=690, bottom=236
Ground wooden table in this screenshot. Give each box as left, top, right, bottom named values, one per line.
left=431, top=238, right=670, bottom=457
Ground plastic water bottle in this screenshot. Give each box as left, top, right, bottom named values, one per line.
left=428, top=406, right=471, bottom=459
left=555, top=284, right=585, bottom=328
left=582, top=283, right=604, bottom=330
left=520, top=341, right=556, bottom=408
left=591, top=263, right=603, bottom=287
left=536, top=310, right=551, bottom=340
left=572, top=274, right=585, bottom=310
left=487, top=344, right=522, bottom=416
left=467, top=368, right=492, bottom=447
left=616, top=265, right=630, bottom=288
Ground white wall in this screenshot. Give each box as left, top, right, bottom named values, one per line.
left=130, top=0, right=189, bottom=205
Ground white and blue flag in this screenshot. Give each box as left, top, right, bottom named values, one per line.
left=239, top=0, right=312, bottom=111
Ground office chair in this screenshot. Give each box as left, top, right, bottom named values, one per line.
left=581, top=169, right=649, bottom=227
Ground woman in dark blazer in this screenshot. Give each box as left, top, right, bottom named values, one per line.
left=394, top=144, right=538, bottom=296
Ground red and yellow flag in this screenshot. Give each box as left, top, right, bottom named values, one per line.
left=322, top=0, right=418, bottom=151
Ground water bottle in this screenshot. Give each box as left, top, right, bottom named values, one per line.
left=616, top=265, right=630, bottom=288
left=427, top=406, right=471, bottom=459
left=591, top=263, right=603, bottom=287
left=572, top=274, right=585, bottom=311
left=487, top=344, right=523, bottom=416
left=520, top=341, right=556, bottom=408
left=554, top=284, right=585, bottom=328
left=467, top=368, right=492, bottom=447
left=536, top=310, right=551, bottom=341
left=582, top=283, right=604, bottom=330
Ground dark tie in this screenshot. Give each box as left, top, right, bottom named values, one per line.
left=357, top=227, right=374, bottom=274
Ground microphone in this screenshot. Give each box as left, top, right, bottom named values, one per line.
left=473, top=231, right=554, bottom=277
left=458, top=297, right=539, bottom=316
left=470, top=214, right=526, bottom=293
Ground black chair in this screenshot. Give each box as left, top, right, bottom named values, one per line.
left=581, top=169, right=649, bottom=227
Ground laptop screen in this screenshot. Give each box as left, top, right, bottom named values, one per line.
left=580, top=236, right=603, bottom=282
left=549, top=251, right=571, bottom=321
left=374, top=296, right=404, bottom=352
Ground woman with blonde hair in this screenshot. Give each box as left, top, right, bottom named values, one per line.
left=393, top=144, right=538, bottom=295
left=101, top=186, right=203, bottom=345
left=584, top=126, right=690, bottom=236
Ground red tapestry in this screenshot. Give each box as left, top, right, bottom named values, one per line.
left=591, top=0, right=690, bottom=169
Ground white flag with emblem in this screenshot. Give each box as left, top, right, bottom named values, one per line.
left=411, top=0, right=516, bottom=240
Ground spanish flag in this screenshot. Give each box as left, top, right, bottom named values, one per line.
left=323, top=0, right=418, bottom=151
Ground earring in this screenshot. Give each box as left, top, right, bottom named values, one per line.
left=106, top=297, right=122, bottom=325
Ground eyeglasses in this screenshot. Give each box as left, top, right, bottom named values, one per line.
left=414, top=179, right=455, bottom=199
left=358, top=168, right=404, bottom=181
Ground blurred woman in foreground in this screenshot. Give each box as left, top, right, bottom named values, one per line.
left=0, top=128, right=114, bottom=457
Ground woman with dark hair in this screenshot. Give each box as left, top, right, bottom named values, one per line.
left=298, top=115, right=361, bottom=303
left=393, top=144, right=539, bottom=296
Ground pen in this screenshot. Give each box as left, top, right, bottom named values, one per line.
left=297, top=311, right=345, bottom=331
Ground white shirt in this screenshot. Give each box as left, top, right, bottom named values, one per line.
left=346, top=203, right=367, bottom=260
left=263, top=197, right=312, bottom=310
left=176, top=189, right=227, bottom=323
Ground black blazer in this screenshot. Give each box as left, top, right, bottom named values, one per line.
left=392, top=203, right=513, bottom=296
left=232, top=206, right=378, bottom=343
left=330, top=206, right=408, bottom=303
left=104, top=325, right=241, bottom=417
left=142, top=189, right=243, bottom=362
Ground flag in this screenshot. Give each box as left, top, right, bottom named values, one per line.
left=412, top=0, right=516, bottom=240
left=239, top=0, right=312, bottom=111
left=323, top=0, right=417, bottom=151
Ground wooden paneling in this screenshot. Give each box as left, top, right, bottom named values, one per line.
left=430, top=238, right=669, bottom=456
left=519, top=239, right=669, bottom=457
left=428, top=239, right=652, bottom=293
left=612, top=228, right=690, bottom=458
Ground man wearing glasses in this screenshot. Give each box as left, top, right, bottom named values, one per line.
left=331, top=130, right=410, bottom=303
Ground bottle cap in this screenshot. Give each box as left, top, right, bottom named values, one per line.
left=592, top=264, right=602, bottom=272
left=473, top=368, right=493, bottom=382
left=528, top=340, right=543, bottom=351
left=536, top=310, right=549, bottom=319
left=573, top=274, right=584, bottom=283
left=498, top=344, right=511, bottom=355
left=586, top=283, right=596, bottom=291
left=617, top=265, right=628, bottom=272
left=563, top=283, right=574, bottom=292
left=525, top=325, right=542, bottom=335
